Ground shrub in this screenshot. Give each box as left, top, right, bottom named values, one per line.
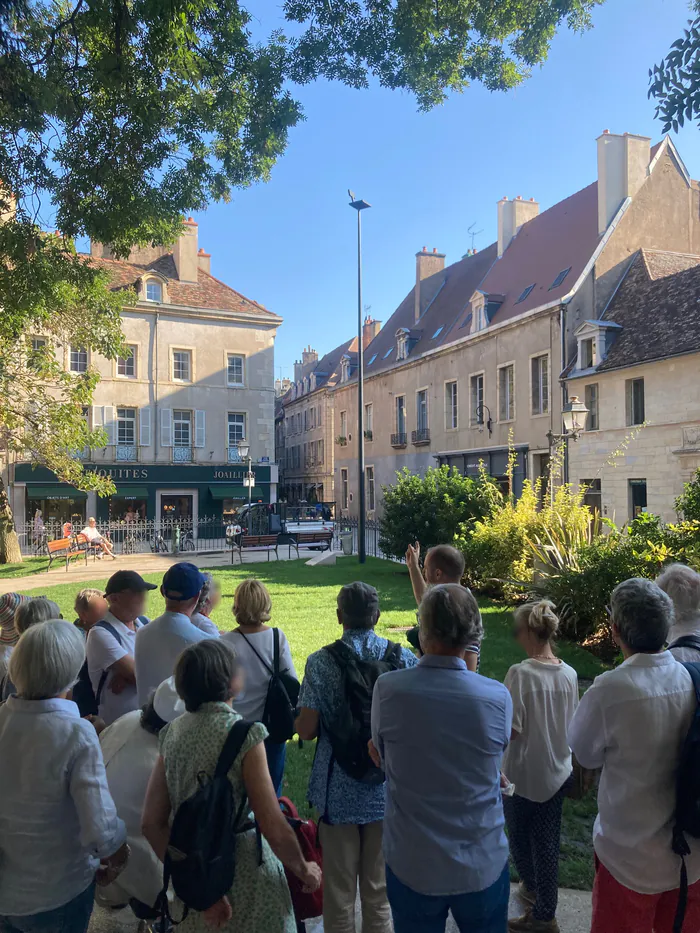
left=676, top=468, right=700, bottom=521
left=378, top=465, right=497, bottom=561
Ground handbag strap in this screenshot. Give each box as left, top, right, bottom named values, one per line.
left=239, top=631, right=274, bottom=677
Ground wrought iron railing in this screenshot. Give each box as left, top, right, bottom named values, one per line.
left=390, top=432, right=407, bottom=448
left=172, top=446, right=194, bottom=463
left=412, top=428, right=430, bottom=445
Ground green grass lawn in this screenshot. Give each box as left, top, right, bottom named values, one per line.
left=16, top=556, right=604, bottom=890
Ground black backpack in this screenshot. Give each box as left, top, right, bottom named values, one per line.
left=669, top=635, right=700, bottom=658
left=239, top=629, right=300, bottom=743
left=672, top=662, right=700, bottom=933
left=158, top=720, right=257, bottom=922
left=322, top=639, right=404, bottom=784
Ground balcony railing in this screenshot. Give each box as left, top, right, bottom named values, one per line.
left=336, top=436, right=347, bottom=446
left=172, top=445, right=194, bottom=463
left=391, top=432, right=407, bottom=448
left=115, top=445, right=138, bottom=462
left=412, top=428, right=430, bottom=446
left=227, top=447, right=244, bottom=463
left=364, top=430, right=373, bottom=441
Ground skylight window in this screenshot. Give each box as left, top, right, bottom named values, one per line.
left=516, top=284, right=535, bottom=304
left=367, top=354, right=377, bottom=365
left=431, top=326, right=444, bottom=339
left=383, top=348, right=393, bottom=359
left=550, top=268, right=571, bottom=290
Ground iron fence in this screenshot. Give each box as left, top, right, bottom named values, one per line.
left=333, top=517, right=385, bottom=559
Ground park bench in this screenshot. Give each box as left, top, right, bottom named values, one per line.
left=47, top=537, right=88, bottom=572
left=284, top=530, right=334, bottom=558
left=74, top=532, right=103, bottom=562
left=232, top=534, right=279, bottom=564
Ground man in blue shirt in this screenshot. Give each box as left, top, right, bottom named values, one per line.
left=372, top=583, right=512, bottom=933
left=296, top=582, right=417, bottom=933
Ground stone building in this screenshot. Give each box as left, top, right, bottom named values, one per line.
left=8, top=220, right=282, bottom=527
left=566, top=248, right=700, bottom=524
left=333, top=132, right=700, bottom=518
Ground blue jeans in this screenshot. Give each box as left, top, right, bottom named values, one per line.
left=265, top=737, right=287, bottom=797
left=0, top=882, right=95, bottom=933
left=386, top=863, right=509, bottom=933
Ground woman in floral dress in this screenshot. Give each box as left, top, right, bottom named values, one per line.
left=143, top=640, right=321, bottom=932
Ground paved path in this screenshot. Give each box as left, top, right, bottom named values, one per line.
left=90, top=886, right=592, bottom=932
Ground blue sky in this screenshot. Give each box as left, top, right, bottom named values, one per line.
left=192, top=0, right=700, bottom=380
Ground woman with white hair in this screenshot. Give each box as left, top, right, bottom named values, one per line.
left=1, top=597, right=62, bottom=701
left=656, top=563, right=700, bottom=661
left=0, top=620, right=128, bottom=933
left=190, top=572, right=221, bottom=637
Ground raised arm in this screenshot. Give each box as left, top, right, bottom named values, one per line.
left=405, top=540, right=427, bottom=606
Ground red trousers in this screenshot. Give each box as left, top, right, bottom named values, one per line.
left=592, top=856, right=700, bottom=933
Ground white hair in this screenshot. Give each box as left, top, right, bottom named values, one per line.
left=15, top=598, right=61, bottom=634
left=656, top=564, right=700, bottom=622
left=9, top=620, right=85, bottom=700
left=195, top=572, right=215, bottom=615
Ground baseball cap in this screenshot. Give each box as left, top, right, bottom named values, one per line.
left=153, top=676, right=186, bottom=723
left=105, top=570, right=158, bottom=596
left=162, top=562, right=206, bottom=601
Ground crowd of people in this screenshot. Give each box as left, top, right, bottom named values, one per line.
left=0, top=550, right=699, bottom=933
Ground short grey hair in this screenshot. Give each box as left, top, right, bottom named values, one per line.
left=195, top=572, right=216, bottom=615
left=656, top=564, right=700, bottom=622
left=9, top=620, right=85, bottom=700
left=15, top=598, right=62, bottom=635
left=337, top=582, right=380, bottom=630
left=419, top=583, right=483, bottom=650
left=610, top=578, right=673, bottom=653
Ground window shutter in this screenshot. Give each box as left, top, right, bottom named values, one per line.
left=195, top=410, right=206, bottom=448
left=139, top=406, right=152, bottom=447
left=92, top=406, right=103, bottom=430
left=103, top=406, right=116, bottom=445
left=160, top=408, right=172, bottom=447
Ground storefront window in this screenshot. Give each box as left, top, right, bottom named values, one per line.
left=28, top=497, right=85, bottom=527
left=109, top=498, right=147, bottom=522
left=161, top=495, right=193, bottom=522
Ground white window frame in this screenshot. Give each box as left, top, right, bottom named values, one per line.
left=117, top=344, right=138, bottom=379
left=498, top=362, right=515, bottom=423
left=226, top=353, right=245, bottom=387
left=171, top=347, right=193, bottom=383
left=365, top=403, right=373, bottom=437
left=470, top=371, right=485, bottom=427
left=579, top=335, right=597, bottom=370
left=172, top=409, right=193, bottom=447
left=530, top=352, right=550, bottom=417
left=340, top=468, right=349, bottom=510
left=416, top=388, right=429, bottom=433
left=116, top=407, right=137, bottom=447
left=626, top=378, right=645, bottom=427
left=444, top=380, right=458, bottom=431
left=340, top=410, right=348, bottom=439
left=69, top=346, right=88, bottom=373
left=395, top=395, right=406, bottom=435
left=227, top=412, right=247, bottom=448
left=145, top=280, right=163, bottom=303
left=366, top=465, right=376, bottom=512
left=585, top=383, right=599, bottom=431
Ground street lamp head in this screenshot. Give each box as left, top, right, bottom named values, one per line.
left=562, top=396, right=589, bottom=437
left=237, top=442, right=250, bottom=459
left=349, top=192, right=371, bottom=212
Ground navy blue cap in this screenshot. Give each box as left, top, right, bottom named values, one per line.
left=162, top=562, right=207, bottom=601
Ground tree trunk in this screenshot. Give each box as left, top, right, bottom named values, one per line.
left=0, top=479, right=22, bottom=564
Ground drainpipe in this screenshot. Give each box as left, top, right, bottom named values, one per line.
left=154, top=310, right=159, bottom=462
left=559, top=303, right=569, bottom=485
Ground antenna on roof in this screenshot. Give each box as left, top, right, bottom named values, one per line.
left=467, top=222, right=484, bottom=253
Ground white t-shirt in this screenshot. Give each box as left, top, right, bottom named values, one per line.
left=99, top=711, right=163, bottom=908
left=81, top=525, right=102, bottom=542
left=667, top=615, right=700, bottom=663
left=221, top=628, right=297, bottom=722
left=86, top=613, right=143, bottom=726
left=569, top=651, right=700, bottom=894
left=135, top=611, right=214, bottom=706
left=190, top=612, right=220, bottom=638
left=502, top=658, right=579, bottom=802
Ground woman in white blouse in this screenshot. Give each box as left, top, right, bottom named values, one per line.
left=502, top=601, right=579, bottom=933
left=222, top=579, right=297, bottom=794
left=0, top=621, right=129, bottom=933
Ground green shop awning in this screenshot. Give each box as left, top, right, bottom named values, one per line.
left=112, top=487, right=149, bottom=499
left=28, top=485, right=88, bottom=501
left=208, top=485, right=264, bottom=500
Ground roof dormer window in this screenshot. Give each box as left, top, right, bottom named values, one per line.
left=303, top=376, right=309, bottom=394
left=396, top=328, right=409, bottom=361
left=340, top=356, right=351, bottom=383
left=574, top=320, right=622, bottom=373
left=310, top=373, right=317, bottom=391
left=146, top=280, right=162, bottom=302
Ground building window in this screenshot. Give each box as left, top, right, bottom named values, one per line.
left=146, top=281, right=162, bottom=302
left=70, top=347, right=88, bottom=373
left=365, top=403, right=373, bottom=439
left=310, top=407, right=316, bottom=429
left=516, top=284, right=535, bottom=304
left=227, top=354, right=244, bottom=386
left=445, top=381, right=458, bottom=430
left=585, top=384, right=599, bottom=431
left=341, top=468, right=349, bottom=509
left=227, top=412, right=246, bottom=448
left=396, top=331, right=408, bottom=360
left=28, top=337, right=46, bottom=371
left=395, top=395, right=406, bottom=435
left=340, top=410, right=347, bottom=439
left=304, top=409, right=308, bottom=432
left=317, top=439, right=324, bottom=465
left=582, top=478, right=602, bottom=516
left=626, top=378, right=645, bottom=426
left=550, top=268, right=571, bottom=289
left=416, top=389, right=428, bottom=432
left=531, top=354, right=549, bottom=416
left=498, top=364, right=515, bottom=422
left=318, top=405, right=323, bottom=426
left=470, top=373, right=484, bottom=425
left=629, top=479, right=647, bottom=519
left=366, top=466, right=375, bottom=511
left=581, top=337, right=596, bottom=369
left=303, top=442, right=308, bottom=466
left=117, top=346, right=136, bottom=378
left=173, top=409, right=192, bottom=446
left=116, top=408, right=137, bottom=460
left=172, top=350, right=192, bottom=382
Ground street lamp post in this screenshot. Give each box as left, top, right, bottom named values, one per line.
left=237, top=442, right=254, bottom=517
left=349, top=191, right=371, bottom=564
left=546, top=396, right=589, bottom=490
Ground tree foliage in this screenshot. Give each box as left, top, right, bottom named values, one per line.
left=648, top=12, right=700, bottom=133
left=676, top=466, right=700, bottom=521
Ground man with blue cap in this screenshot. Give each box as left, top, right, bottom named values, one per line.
left=134, top=562, right=216, bottom=705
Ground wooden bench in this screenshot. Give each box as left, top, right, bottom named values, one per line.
left=47, top=537, right=87, bottom=572
left=232, top=534, right=279, bottom=564
left=289, top=530, right=333, bottom=557
left=74, top=532, right=103, bottom=561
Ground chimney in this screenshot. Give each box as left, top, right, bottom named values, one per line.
left=362, top=315, right=381, bottom=349
left=414, top=247, right=446, bottom=323
left=597, top=131, right=651, bottom=235
left=497, top=195, right=539, bottom=258
left=172, top=217, right=199, bottom=282
left=302, top=345, right=318, bottom=368
left=293, top=359, right=303, bottom=383
left=197, top=247, right=211, bottom=275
